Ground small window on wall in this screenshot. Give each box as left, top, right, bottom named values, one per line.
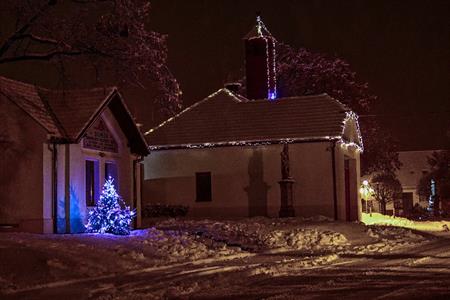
left=86, top=160, right=99, bottom=206
left=196, top=172, right=212, bottom=202
left=105, top=162, right=118, bottom=186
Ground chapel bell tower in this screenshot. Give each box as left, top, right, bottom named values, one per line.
left=244, top=14, right=277, bottom=100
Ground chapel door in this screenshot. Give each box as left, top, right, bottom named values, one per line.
left=344, top=159, right=351, bottom=221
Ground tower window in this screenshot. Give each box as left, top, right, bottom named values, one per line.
left=196, top=172, right=212, bottom=202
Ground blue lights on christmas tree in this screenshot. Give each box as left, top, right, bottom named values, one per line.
left=85, top=177, right=135, bottom=235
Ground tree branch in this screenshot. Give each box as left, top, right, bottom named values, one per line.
left=70, top=0, right=115, bottom=4
left=0, top=2, right=53, bottom=57
left=0, top=50, right=82, bottom=64
left=16, top=33, right=59, bottom=45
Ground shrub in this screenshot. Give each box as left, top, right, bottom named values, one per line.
left=143, top=204, right=189, bottom=218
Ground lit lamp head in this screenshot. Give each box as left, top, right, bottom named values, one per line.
left=360, top=179, right=373, bottom=200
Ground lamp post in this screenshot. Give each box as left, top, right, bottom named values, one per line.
left=360, top=179, right=374, bottom=216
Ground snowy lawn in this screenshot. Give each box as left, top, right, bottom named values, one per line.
left=0, top=217, right=431, bottom=296
left=362, top=212, right=450, bottom=232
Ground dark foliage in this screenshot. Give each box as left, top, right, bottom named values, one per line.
left=371, top=172, right=402, bottom=215
left=143, top=204, right=189, bottom=218
left=239, top=42, right=400, bottom=175
left=0, top=0, right=181, bottom=116
left=418, top=150, right=450, bottom=202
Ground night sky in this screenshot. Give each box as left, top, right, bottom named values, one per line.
left=0, top=0, right=448, bottom=150
left=148, top=0, right=449, bottom=150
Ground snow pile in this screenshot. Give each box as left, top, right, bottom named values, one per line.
left=0, top=228, right=243, bottom=293
left=158, top=218, right=349, bottom=253
left=130, top=227, right=241, bottom=262
left=351, top=225, right=426, bottom=254
left=262, top=228, right=348, bottom=252
left=362, top=212, right=450, bottom=232
left=249, top=254, right=339, bottom=277
left=0, top=217, right=437, bottom=297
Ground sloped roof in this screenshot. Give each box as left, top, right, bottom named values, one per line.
left=0, top=76, right=148, bottom=155
left=0, top=76, right=60, bottom=135
left=38, top=87, right=115, bottom=140
left=145, top=89, right=362, bottom=150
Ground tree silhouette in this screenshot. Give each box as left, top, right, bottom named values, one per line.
left=0, top=0, right=181, bottom=116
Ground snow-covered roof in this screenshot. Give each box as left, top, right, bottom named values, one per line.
left=145, top=88, right=363, bottom=151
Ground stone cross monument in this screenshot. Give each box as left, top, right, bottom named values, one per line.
left=279, top=143, right=296, bottom=217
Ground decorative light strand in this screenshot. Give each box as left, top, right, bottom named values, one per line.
left=145, top=88, right=243, bottom=135
left=148, top=135, right=343, bottom=151
left=339, top=111, right=364, bottom=152
left=254, top=16, right=277, bottom=100
left=271, top=37, right=277, bottom=100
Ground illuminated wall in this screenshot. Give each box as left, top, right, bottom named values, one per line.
left=143, top=141, right=361, bottom=220
left=45, top=108, right=137, bottom=233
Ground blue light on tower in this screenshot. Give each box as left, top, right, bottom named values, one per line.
left=268, top=90, right=277, bottom=100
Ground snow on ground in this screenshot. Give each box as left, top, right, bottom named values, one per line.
left=362, top=212, right=450, bottom=232
left=0, top=227, right=243, bottom=294
left=157, top=217, right=349, bottom=253
left=0, top=216, right=433, bottom=298
left=157, top=217, right=430, bottom=256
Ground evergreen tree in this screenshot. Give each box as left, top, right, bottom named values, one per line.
left=86, top=177, right=135, bottom=235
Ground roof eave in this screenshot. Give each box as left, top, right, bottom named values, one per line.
left=112, top=91, right=150, bottom=156
left=148, top=136, right=342, bottom=151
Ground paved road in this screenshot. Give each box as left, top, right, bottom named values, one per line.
left=3, top=235, right=450, bottom=299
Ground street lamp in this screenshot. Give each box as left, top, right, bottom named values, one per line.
left=360, top=180, right=374, bottom=215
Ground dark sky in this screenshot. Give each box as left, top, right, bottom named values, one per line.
left=147, top=0, right=449, bottom=149
left=0, top=0, right=448, bottom=150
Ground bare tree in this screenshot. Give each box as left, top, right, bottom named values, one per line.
left=0, top=0, right=181, bottom=115
left=371, top=172, right=402, bottom=215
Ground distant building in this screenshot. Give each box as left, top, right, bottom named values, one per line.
left=142, top=17, right=363, bottom=221
left=373, top=111, right=450, bottom=216
left=366, top=149, right=445, bottom=216
left=396, top=150, right=436, bottom=211
left=0, top=76, right=148, bottom=233
left=396, top=149, right=449, bottom=215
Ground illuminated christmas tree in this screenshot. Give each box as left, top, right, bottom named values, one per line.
left=85, top=177, right=135, bottom=235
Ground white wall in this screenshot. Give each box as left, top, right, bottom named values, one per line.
left=396, top=150, right=437, bottom=207
left=143, top=141, right=361, bottom=220
left=53, top=108, right=137, bottom=233
left=0, top=95, right=48, bottom=232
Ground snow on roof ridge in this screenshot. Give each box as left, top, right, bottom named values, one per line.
left=145, top=88, right=241, bottom=135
